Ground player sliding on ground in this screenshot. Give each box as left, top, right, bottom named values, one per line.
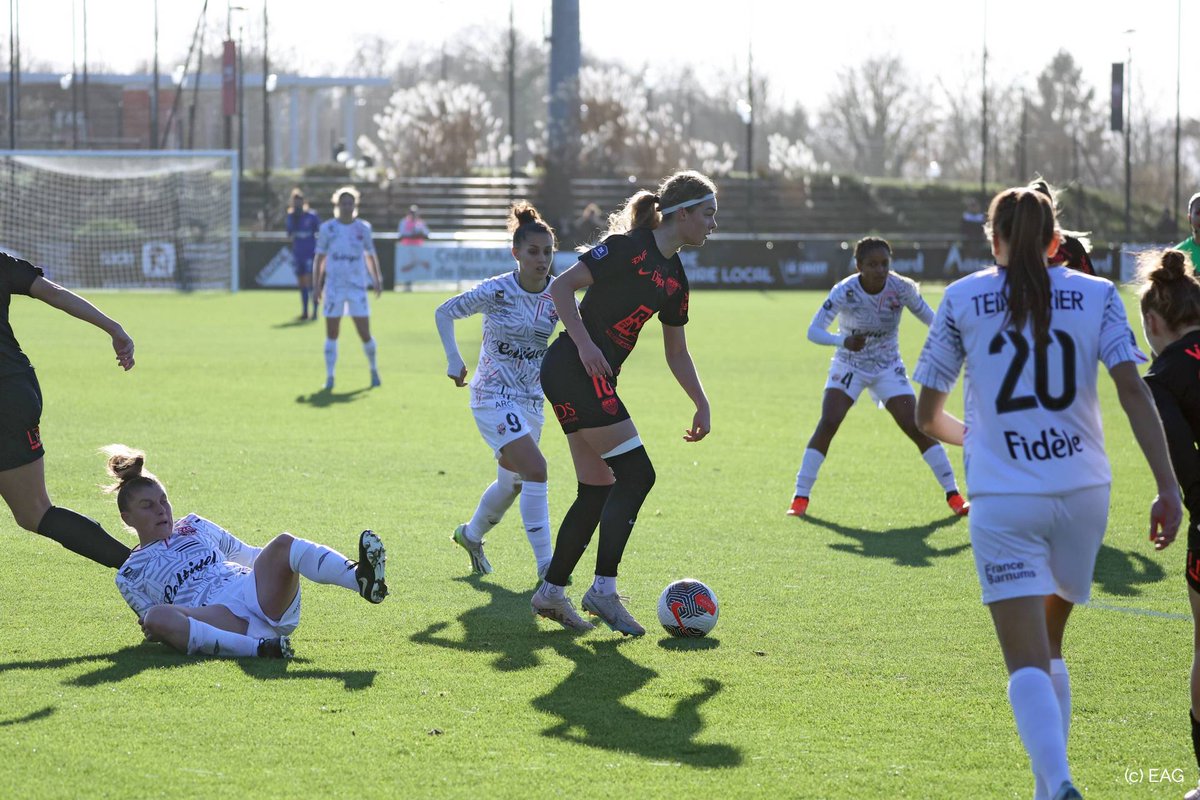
left=787, top=237, right=967, bottom=519
left=106, top=445, right=388, bottom=659
left=436, top=202, right=559, bottom=579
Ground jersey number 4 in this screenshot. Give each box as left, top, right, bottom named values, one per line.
left=989, top=330, right=1077, bottom=414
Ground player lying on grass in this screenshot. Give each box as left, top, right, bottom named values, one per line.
left=787, top=236, right=967, bottom=519
left=106, top=445, right=388, bottom=659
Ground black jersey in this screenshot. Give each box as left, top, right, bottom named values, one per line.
left=573, top=226, right=689, bottom=371
left=0, top=253, right=43, bottom=377
left=1144, top=330, right=1200, bottom=524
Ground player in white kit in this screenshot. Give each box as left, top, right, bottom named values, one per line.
left=107, top=445, right=388, bottom=660
left=313, top=186, right=383, bottom=390
left=787, top=237, right=967, bottom=518
left=913, top=187, right=1182, bottom=800
left=435, top=202, right=559, bottom=578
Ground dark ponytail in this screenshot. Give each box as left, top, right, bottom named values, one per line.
left=988, top=188, right=1056, bottom=345
left=507, top=200, right=555, bottom=249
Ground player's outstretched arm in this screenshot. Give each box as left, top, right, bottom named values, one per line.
left=915, top=386, right=964, bottom=446
left=663, top=324, right=710, bottom=442
left=1111, top=361, right=1183, bottom=550
left=28, top=277, right=134, bottom=370
left=433, top=305, right=468, bottom=386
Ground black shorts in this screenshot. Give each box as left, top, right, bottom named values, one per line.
left=540, top=337, right=630, bottom=434
left=1187, top=522, right=1200, bottom=592
left=0, top=370, right=44, bottom=471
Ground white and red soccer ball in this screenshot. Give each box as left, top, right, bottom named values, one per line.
left=657, top=579, right=719, bottom=638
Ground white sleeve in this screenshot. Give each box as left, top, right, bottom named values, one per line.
left=116, top=569, right=155, bottom=619
left=191, top=515, right=262, bottom=566
left=314, top=222, right=329, bottom=255
left=1098, top=282, right=1147, bottom=368
left=434, top=304, right=466, bottom=376
left=807, top=294, right=846, bottom=347
left=912, top=293, right=965, bottom=392
left=435, top=284, right=492, bottom=374
left=906, top=284, right=936, bottom=327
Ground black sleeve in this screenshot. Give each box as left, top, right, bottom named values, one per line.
left=578, top=234, right=633, bottom=286
left=1, top=252, right=44, bottom=296
left=1149, top=379, right=1200, bottom=520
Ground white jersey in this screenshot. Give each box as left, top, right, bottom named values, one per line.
left=913, top=266, right=1145, bottom=497
left=115, top=513, right=261, bottom=618
left=315, top=218, right=376, bottom=291
left=810, top=273, right=934, bottom=372
left=437, top=270, right=559, bottom=406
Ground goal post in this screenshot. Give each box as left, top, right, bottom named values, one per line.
left=0, top=150, right=239, bottom=291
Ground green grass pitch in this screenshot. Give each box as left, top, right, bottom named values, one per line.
left=0, top=287, right=1192, bottom=798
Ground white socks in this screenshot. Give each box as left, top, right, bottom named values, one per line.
left=591, top=575, right=617, bottom=595
left=465, top=467, right=521, bottom=541
left=363, top=337, right=378, bottom=371
left=794, top=448, right=825, bottom=497
left=921, top=443, right=958, bottom=493
left=324, top=339, right=338, bottom=379
left=186, top=617, right=260, bottom=658
left=519, top=480, right=552, bottom=573
left=1050, top=659, right=1071, bottom=742
left=1008, top=667, right=1071, bottom=794
left=288, top=537, right=358, bottom=591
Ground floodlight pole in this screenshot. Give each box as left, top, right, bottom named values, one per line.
left=980, top=0, right=988, bottom=199
left=151, top=0, right=159, bottom=149
left=1123, top=33, right=1133, bottom=241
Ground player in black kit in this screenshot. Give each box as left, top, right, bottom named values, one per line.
left=1134, top=248, right=1200, bottom=800
left=0, top=252, right=135, bottom=568
left=532, top=170, right=717, bottom=635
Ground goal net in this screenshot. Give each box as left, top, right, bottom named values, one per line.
left=0, top=150, right=238, bottom=290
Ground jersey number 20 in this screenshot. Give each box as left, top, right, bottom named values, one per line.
left=989, top=330, right=1077, bottom=414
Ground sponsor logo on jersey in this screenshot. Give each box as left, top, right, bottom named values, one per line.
left=25, top=426, right=41, bottom=452
left=496, top=341, right=547, bottom=360
left=601, top=397, right=619, bottom=415
left=163, top=552, right=220, bottom=603
left=494, top=290, right=505, bottom=301
left=632, top=249, right=648, bottom=265
left=666, top=276, right=681, bottom=296
left=1003, top=427, right=1083, bottom=462
left=823, top=299, right=833, bottom=311
left=984, top=560, right=1037, bottom=585
left=607, top=304, right=655, bottom=351
left=845, top=289, right=856, bottom=303
left=1187, top=344, right=1200, bottom=361
left=496, top=423, right=507, bottom=436
left=590, top=244, right=609, bottom=260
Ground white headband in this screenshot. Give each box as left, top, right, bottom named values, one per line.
left=659, top=192, right=715, bottom=216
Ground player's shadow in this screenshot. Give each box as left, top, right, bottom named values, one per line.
left=0, top=706, right=55, bottom=728
left=271, top=317, right=318, bottom=329
left=1092, top=543, right=1167, bottom=597
left=803, top=513, right=969, bottom=568
left=410, top=575, right=742, bottom=768
left=0, top=645, right=376, bottom=691
left=534, top=637, right=742, bottom=768
left=295, top=387, right=371, bottom=407
left=410, top=575, right=564, bottom=672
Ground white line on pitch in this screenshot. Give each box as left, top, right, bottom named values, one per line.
left=1085, top=602, right=1190, bottom=621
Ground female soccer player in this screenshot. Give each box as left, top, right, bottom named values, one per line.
left=0, top=252, right=134, bottom=568
left=787, top=237, right=967, bottom=519
left=1132, top=249, right=1200, bottom=800
left=913, top=187, right=1181, bottom=800
left=312, top=186, right=383, bottom=390
left=1029, top=179, right=1096, bottom=276
left=285, top=188, right=321, bottom=320
left=531, top=170, right=716, bottom=636
left=106, top=445, right=387, bottom=659
left=435, top=202, right=559, bottom=578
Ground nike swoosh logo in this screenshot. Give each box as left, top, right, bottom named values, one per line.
left=637, top=268, right=652, bottom=275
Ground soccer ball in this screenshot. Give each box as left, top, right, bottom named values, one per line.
left=657, top=579, right=719, bottom=638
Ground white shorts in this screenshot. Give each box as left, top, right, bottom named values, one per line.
left=969, top=485, right=1110, bottom=605
left=825, top=359, right=914, bottom=406
left=211, top=570, right=302, bottom=639
left=323, top=287, right=369, bottom=318
left=471, top=393, right=544, bottom=458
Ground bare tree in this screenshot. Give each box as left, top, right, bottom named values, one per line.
left=814, top=55, right=932, bottom=177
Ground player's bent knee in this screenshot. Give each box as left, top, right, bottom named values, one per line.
left=141, top=605, right=177, bottom=638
